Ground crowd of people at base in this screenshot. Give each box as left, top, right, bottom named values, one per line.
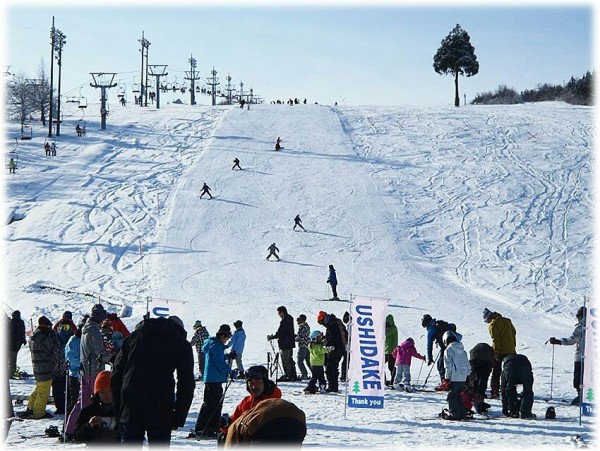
left=7, top=301, right=585, bottom=444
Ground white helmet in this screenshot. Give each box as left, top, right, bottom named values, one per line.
left=442, top=330, right=456, bottom=346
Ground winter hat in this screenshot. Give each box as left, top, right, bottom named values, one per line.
left=193, top=320, right=203, bottom=330
left=101, top=319, right=113, bottom=333
left=38, top=316, right=52, bottom=329
left=576, top=306, right=586, bottom=319
left=297, top=314, right=307, bottom=322
left=62, top=311, right=73, bottom=320
left=90, top=304, right=107, bottom=323
left=545, top=406, right=556, bottom=420
left=234, top=320, right=243, bottom=329
left=94, top=370, right=112, bottom=394
left=342, top=311, right=350, bottom=324
left=421, top=314, right=432, bottom=328
left=169, top=316, right=185, bottom=331
left=11, top=310, right=20, bottom=319
left=317, top=311, right=327, bottom=324
left=482, top=308, right=493, bottom=322
left=406, top=337, right=414, bottom=344
left=217, top=324, right=232, bottom=338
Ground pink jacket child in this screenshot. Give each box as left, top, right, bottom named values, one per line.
left=391, top=338, right=425, bottom=390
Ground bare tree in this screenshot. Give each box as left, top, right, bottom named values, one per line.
left=34, top=59, right=51, bottom=126
left=7, top=74, right=36, bottom=134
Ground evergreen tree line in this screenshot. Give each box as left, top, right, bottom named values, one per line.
left=471, top=71, right=594, bottom=106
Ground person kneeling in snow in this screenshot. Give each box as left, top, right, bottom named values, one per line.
left=224, top=398, right=306, bottom=447
left=440, top=330, right=470, bottom=420
left=74, top=370, right=117, bottom=445
left=500, top=354, right=535, bottom=419
left=218, top=365, right=282, bottom=444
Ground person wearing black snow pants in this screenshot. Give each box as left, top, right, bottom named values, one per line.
left=199, top=183, right=213, bottom=199
left=469, top=342, right=494, bottom=413
left=266, top=243, right=280, bottom=261
left=327, top=265, right=338, bottom=300
left=501, top=354, right=534, bottom=419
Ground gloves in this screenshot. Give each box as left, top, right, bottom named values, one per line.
left=267, top=334, right=274, bottom=341
left=219, top=413, right=231, bottom=428
left=326, top=346, right=335, bottom=352
left=229, top=350, right=237, bottom=360
left=549, top=337, right=561, bottom=345
left=427, top=359, right=434, bottom=366
left=230, top=369, right=239, bottom=379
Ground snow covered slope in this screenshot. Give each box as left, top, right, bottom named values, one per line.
left=3, top=101, right=594, bottom=448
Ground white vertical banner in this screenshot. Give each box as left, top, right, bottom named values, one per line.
left=347, top=296, right=388, bottom=409
left=147, top=297, right=187, bottom=319
left=582, top=306, right=596, bottom=416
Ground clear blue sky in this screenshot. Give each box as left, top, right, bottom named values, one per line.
left=2, top=1, right=595, bottom=106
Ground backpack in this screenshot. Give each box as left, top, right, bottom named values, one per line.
left=337, top=320, right=348, bottom=346
left=434, top=320, right=457, bottom=334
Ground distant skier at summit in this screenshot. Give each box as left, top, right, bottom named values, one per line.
left=275, top=137, right=282, bottom=151
left=327, top=265, right=338, bottom=300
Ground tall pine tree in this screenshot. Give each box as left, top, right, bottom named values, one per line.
left=433, top=24, right=479, bottom=106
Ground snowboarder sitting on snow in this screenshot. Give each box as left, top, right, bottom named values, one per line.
left=548, top=306, right=586, bottom=405
left=303, top=330, right=332, bottom=394
left=73, top=370, right=118, bottom=445
left=199, top=183, right=213, bottom=199
left=275, top=137, right=282, bottom=151
left=391, top=337, right=426, bottom=392
left=440, top=330, right=470, bottom=421
left=266, top=243, right=280, bottom=261
left=218, top=365, right=282, bottom=444
left=501, top=353, right=535, bottom=419
left=232, top=158, right=242, bottom=170
left=293, top=214, right=306, bottom=231
left=327, top=265, right=338, bottom=300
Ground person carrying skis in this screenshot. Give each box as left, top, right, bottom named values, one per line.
left=199, top=183, right=213, bottom=199
left=500, top=354, right=535, bottom=419
left=275, top=137, right=282, bottom=151
left=293, top=214, right=306, bottom=231
left=316, top=310, right=347, bottom=393
left=295, top=314, right=311, bottom=380
left=548, top=306, right=586, bottom=405
left=218, top=365, right=282, bottom=442
left=190, top=320, right=210, bottom=381
left=440, top=330, right=471, bottom=421
left=385, top=314, right=398, bottom=387
left=482, top=308, right=516, bottom=398
left=193, top=324, right=236, bottom=438
left=391, top=337, right=426, bottom=392
left=227, top=320, right=246, bottom=376
left=267, top=306, right=298, bottom=382
left=327, top=265, right=338, bottom=300
left=266, top=243, right=280, bottom=261
left=303, top=330, right=331, bottom=394
left=232, top=158, right=242, bottom=170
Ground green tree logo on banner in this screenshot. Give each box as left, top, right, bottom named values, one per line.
left=353, top=381, right=361, bottom=394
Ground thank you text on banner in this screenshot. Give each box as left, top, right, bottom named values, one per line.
left=347, top=296, right=388, bottom=409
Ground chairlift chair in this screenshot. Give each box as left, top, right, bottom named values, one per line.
left=20, top=125, right=32, bottom=140
left=132, top=83, right=141, bottom=94
left=79, top=97, right=88, bottom=109
left=5, top=151, right=19, bottom=170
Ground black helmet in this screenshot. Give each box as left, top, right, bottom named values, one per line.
left=421, top=314, right=432, bottom=328
left=245, top=365, right=269, bottom=381
left=545, top=406, right=556, bottom=419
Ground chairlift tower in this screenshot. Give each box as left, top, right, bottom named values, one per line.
left=53, top=29, right=66, bottom=136
left=138, top=31, right=150, bottom=107
left=185, top=55, right=200, bottom=106
left=224, top=74, right=236, bottom=106
left=90, top=73, right=117, bottom=130
left=148, top=65, right=168, bottom=109
left=239, top=81, right=244, bottom=105
left=206, top=67, right=220, bottom=106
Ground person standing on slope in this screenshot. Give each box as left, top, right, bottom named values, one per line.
left=267, top=306, right=298, bottom=382
left=293, top=215, right=306, bottom=231
left=266, top=243, right=280, bottom=261
left=327, top=265, right=338, bottom=300
left=482, top=308, right=517, bottom=399
left=275, top=137, right=282, bottom=151
left=232, top=158, right=242, bottom=170
left=199, top=183, right=213, bottom=199
left=385, top=314, right=398, bottom=387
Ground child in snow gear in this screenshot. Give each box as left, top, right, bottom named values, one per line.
left=441, top=330, right=471, bottom=420
left=267, top=306, right=298, bottom=381
left=469, top=342, right=495, bottom=413
left=266, top=243, right=280, bottom=261
left=391, top=338, right=426, bottom=391
left=316, top=311, right=347, bottom=392
left=385, top=314, right=398, bottom=386
left=65, top=324, right=83, bottom=415
left=190, top=320, right=210, bottom=380
left=219, top=365, right=282, bottom=441
left=500, top=354, right=535, bottom=419
left=295, top=314, right=311, bottom=380
left=73, top=371, right=117, bottom=444
left=194, top=324, right=236, bottom=438
left=275, top=137, right=282, bottom=151
left=224, top=398, right=306, bottom=446
left=293, top=214, right=306, bottom=231
left=327, top=265, right=338, bottom=300
left=232, top=158, right=241, bottom=170
left=199, top=183, right=213, bottom=199
left=227, top=320, right=246, bottom=376
left=304, top=331, right=332, bottom=394
left=548, top=306, right=586, bottom=405
left=483, top=308, right=516, bottom=398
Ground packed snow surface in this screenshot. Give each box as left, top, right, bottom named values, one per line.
left=3, top=100, right=595, bottom=448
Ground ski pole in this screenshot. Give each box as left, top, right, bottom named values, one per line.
left=421, top=350, right=440, bottom=389
left=416, top=358, right=424, bottom=386
left=199, top=376, right=234, bottom=436
left=550, top=342, right=555, bottom=400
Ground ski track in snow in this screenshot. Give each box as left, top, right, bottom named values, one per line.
left=3, top=101, right=594, bottom=448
